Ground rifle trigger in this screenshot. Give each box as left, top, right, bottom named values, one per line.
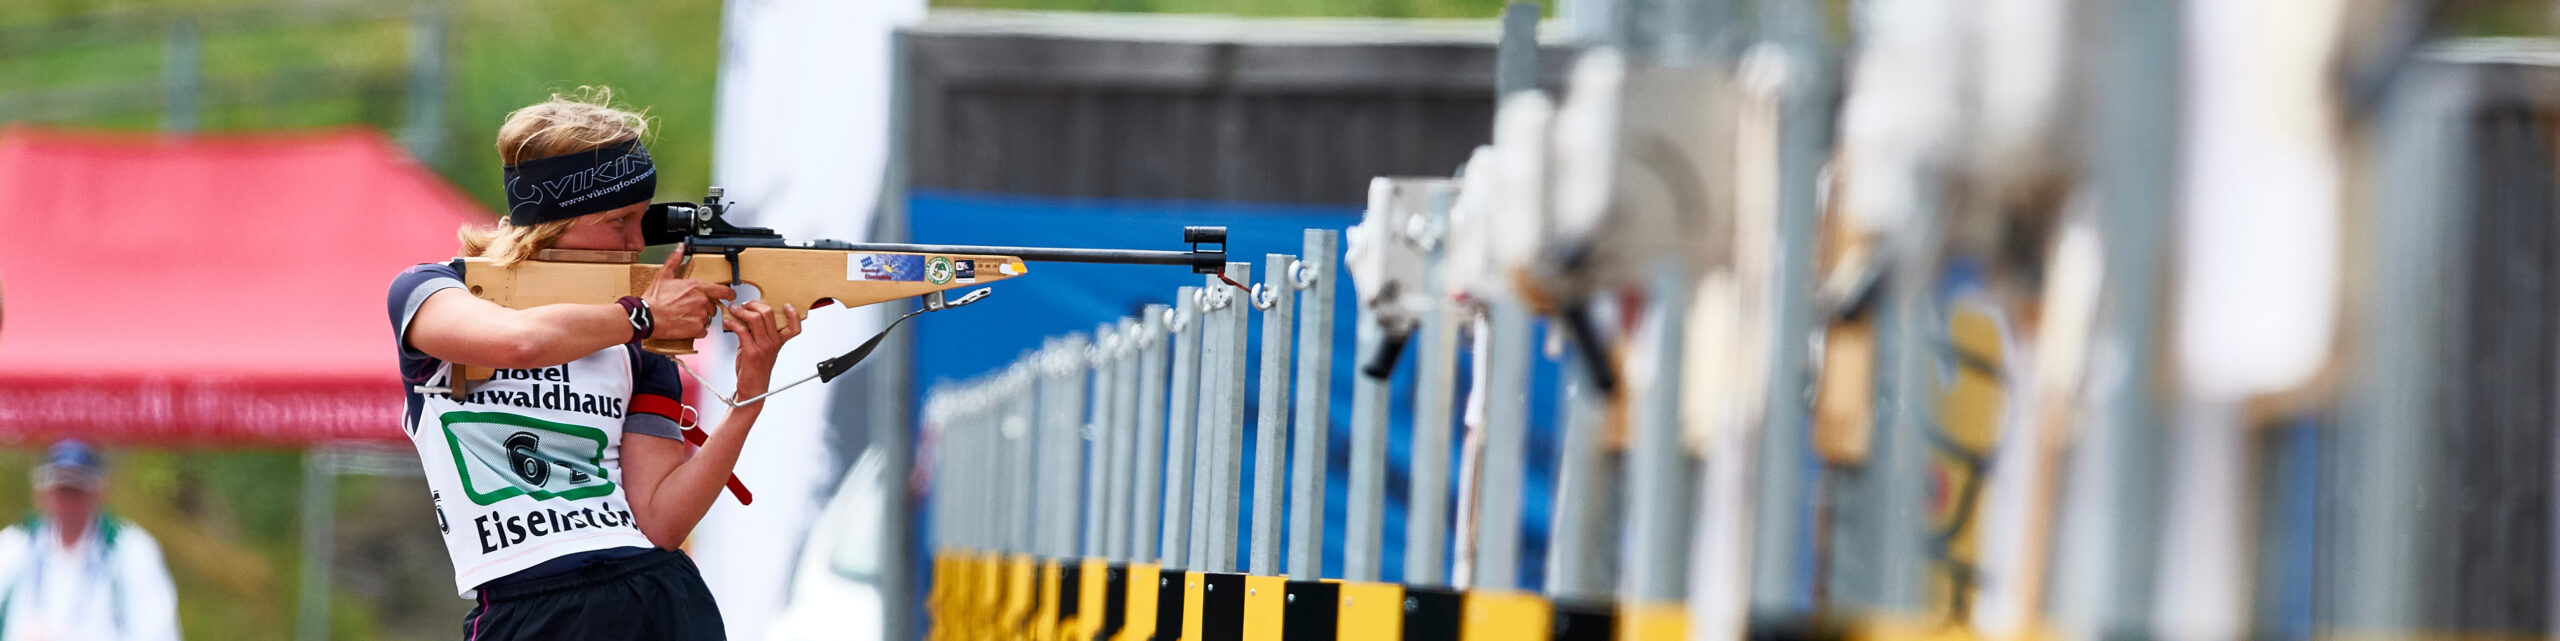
left=724, top=247, right=746, bottom=288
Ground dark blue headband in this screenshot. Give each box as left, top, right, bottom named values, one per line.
left=501, top=139, right=658, bottom=226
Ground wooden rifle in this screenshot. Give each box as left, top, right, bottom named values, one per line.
left=451, top=187, right=1228, bottom=396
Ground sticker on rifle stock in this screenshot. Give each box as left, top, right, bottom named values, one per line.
left=954, top=259, right=977, bottom=283
left=926, top=256, right=956, bottom=285
left=851, top=254, right=925, bottom=282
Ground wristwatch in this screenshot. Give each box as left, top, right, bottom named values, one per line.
left=616, top=296, right=653, bottom=343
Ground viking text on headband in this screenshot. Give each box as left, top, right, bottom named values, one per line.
left=502, top=139, right=658, bottom=226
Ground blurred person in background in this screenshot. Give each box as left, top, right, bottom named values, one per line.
left=389, top=87, right=803, bottom=640
left=0, top=440, right=180, bottom=641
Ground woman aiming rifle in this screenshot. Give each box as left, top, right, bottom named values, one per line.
left=386, top=87, right=805, bottom=640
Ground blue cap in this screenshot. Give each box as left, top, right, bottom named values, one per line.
left=34, top=440, right=102, bottom=489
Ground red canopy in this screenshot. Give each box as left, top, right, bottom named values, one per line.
left=0, top=126, right=491, bottom=447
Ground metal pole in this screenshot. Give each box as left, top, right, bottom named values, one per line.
left=1473, top=299, right=1534, bottom=591
left=161, top=18, right=199, bottom=134
left=2326, top=56, right=2465, bottom=637
left=1086, top=326, right=1117, bottom=560
left=1199, top=264, right=1252, bottom=573
left=402, top=6, right=449, bottom=164
left=1547, top=349, right=1614, bottom=601
left=1752, top=0, right=1831, bottom=617
left=1626, top=261, right=1697, bottom=603
left=293, top=450, right=335, bottom=641
left=1404, top=188, right=1462, bottom=587
left=1011, top=366, right=1040, bottom=554
left=966, top=390, right=986, bottom=554
left=1114, top=318, right=1143, bottom=559
left=971, top=392, right=994, bottom=553
left=1288, top=231, right=1340, bottom=580
left=1165, top=288, right=1204, bottom=567
left=2052, top=0, right=2178, bottom=634
left=1046, top=335, right=1092, bottom=560
left=869, top=33, right=920, bottom=641
left=1865, top=210, right=1936, bottom=614
left=1251, top=254, right=1298, bottom=576
left=1189, top=286, right=1222, bottom=571
left=927, top=394, right=949, bottom=553
left=1479, top=12, right=1545, bottom=589
left=1345, top=288, right=1393, bottom=583
left=1104, top=319, right=1138, bottom=561
left=1134, top=305, right=1172, bottom=563
left=949, top=393, right=972, bottom=554
left=1496, top=3, right=1542, bottom=97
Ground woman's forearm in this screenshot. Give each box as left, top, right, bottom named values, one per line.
left=635, top=403, right=762, bottom=548
left=506, top=303, right=636, bottom=366
left=410, top=290, right=636, bottom=370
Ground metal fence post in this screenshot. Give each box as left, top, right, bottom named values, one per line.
left=1114, top=318, right=1143, bottom=559
left=1010, top=364, right=1040, bottom=555
left=293, top=451, right=335, bottom=641
left=2327, top=53, right=2466, bottom=637
left=972, top=389, right=996, bottom=554
left=2051, top=0, right=2178, bottom=634
left=1087, top=326, right=1118, bottom=560
left=401, top=6, right=449, bottom=164
left=1252, top=254, right=1298, bottom=576
left=161, top=18, right=200, bottom=133
left=1045, top=335, right=1092, bottom=560
left=1473, top=299, right=1535, bottom=591
left=1289, top=231, right=1340, bottom=580
left=1134, top=306, right=1173, bottom=563
left=1404, top=186, right=1462, bottom=587
left=1626, top=260, right=1697, bottom=603
left=1753, top=0, right=1832, bottom=617
left=1547, top=347, right=1615, bottom=601
left=1345, top=285, right=1393, bottom=583
left=1198, top=264, right=1252, bottom=573
left=955, top=391, right=979, bottom=554
left=1165, top=288, right=1205, bottom=567
left=1103, top=319, right=1138, bottom=561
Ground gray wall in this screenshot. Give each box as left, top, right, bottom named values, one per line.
left=904, top=12, right=1571, bottom=205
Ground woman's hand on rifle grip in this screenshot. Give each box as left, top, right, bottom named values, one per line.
left=642, top=246, right=734, bottom=340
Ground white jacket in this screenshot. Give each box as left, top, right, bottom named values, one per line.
left=0, top=516, right=180, bottom=641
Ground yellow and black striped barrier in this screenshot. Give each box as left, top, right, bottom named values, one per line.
left=927, top=551, right=1751, bottom=641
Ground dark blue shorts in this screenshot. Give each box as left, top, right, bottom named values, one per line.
left=462, top=548, right=724, bottom=641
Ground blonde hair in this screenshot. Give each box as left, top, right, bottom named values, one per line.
left=459, top=86, right=654, bottom=266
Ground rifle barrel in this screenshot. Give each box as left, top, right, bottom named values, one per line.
left=837, top=242, right=1219, bottom=268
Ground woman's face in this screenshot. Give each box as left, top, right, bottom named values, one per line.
left=553, top=201, right=650, bottom=253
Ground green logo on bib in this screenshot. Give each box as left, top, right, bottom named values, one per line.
left=441, top=412, right=616, bottom=506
